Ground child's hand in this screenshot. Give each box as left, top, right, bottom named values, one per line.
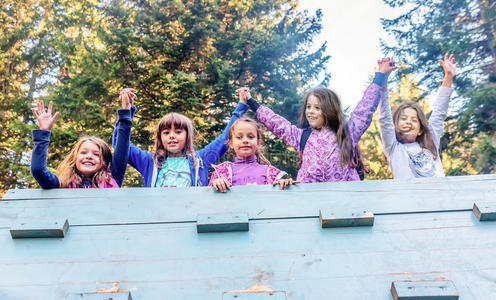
left=235, top=87, right=251, bottom=104
left=212, top=177, right=232, bottom=193
left=273, top=178, right=299, bottom=190
left=32, top=100, right=59, bottom=131
left=439, top=53, right=457, bottom=79
left=378, top=58, right=397, bottom=75
left=119, top=88, right=137, bottom=109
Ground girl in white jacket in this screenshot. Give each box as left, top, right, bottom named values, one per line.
left=378, top=54, right=457, bottom=179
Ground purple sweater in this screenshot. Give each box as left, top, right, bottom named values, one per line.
left=253, top=75, right=385, bottom=183
left=231, top=156, right=270, bottom=185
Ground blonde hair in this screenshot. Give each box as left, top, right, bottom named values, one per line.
left=228, top=117, right=271, bottom=165
left=154, top=112, right=197, bottom=168
left=392, top=102, right=438, bottom=159
left=299, top=87, right=356, bottom=168
left=56, top=136, right=113, bottom=188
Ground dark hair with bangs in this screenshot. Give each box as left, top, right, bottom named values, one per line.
left=299, top=86, right=355, bottom=168
left=154, top=112, right=197, bottom=168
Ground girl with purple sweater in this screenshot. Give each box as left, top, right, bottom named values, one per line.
left=239, top=59, right=397, bottom=183
left=209, top=117, right=298, bottom=192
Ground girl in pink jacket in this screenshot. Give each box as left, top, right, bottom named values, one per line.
left=239, top=58, right=397, bottom=183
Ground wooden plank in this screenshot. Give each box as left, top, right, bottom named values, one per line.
left=319, top=209, right=374, bottom=227
left=0, top=212, right=495, bottom=299
left=66, top=292, right=132, bottom=300
left=223, top=291, right=286, bottom=299
left=10, top=219, right=69, bottom=239
left=197, top=212, right=249, bottom=233
left=391, top=280, right=459, bottom=299
left=1, top=175, right=495, bottom=227
left=3, top=174, right=494, bottom=201
left=473, top=202, right=496, bottom=221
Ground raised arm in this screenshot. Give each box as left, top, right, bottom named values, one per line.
left=111, top=88, right=154, bottom=177
left=30, top=101, right=61, bottom=189
left=377, top=58, right=399, bottom=157
left=348, top=58, right=397, bottom=146
left=429, top=54, right=456, bottom=144
left=111, top=88, right=135, bottom=186
left=239, top=88, right=303, bottom=150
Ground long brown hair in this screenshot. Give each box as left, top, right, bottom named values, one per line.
left=56, top=136, right=113, bottom=188
left=227, top=117, right=271, bottom=165
left=392, top=102, right=438, bottom=159
left=154, top=112, right=197, bottom=168
left=299, top=87, right=355, bottom=168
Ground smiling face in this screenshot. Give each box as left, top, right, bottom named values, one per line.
left=397, top=107, right=421, bottom=143
left=161, top=124, right=187, bottom=157
left=305, top=95, right=325, bottom=129
left=75, top=141, right=103, bottom=178
left=229, top=121, right=260, bottom=159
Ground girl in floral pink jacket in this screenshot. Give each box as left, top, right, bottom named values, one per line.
left=209, top=117, right=297, bottom=192
left=239, top=59, right=396, bottom=183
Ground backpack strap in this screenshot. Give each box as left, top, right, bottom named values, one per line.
left=298, top=127, right=312, bottom=169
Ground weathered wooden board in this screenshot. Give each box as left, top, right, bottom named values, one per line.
left=1, top=175, right=494, bottom=228
left=4, top=174, right=494, bottom=201
left=1, top=211, right=496, bottom=299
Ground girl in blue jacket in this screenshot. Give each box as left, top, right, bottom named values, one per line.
left=113, top=89, right=249, bottom=187
left=31, top=95, right=132, bottom=189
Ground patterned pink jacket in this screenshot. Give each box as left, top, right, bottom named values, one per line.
left=209, top=161, right=287, bottom=186
left=254, top=80, right=384, bottom=183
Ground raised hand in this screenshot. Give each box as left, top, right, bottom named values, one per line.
left=212, top=177, right=232, bottom=193
left=119, top=88, right=137, bottom=109
left=439, top=53, right=457, bottom=79
left=235, top=87, right=251, bottom=104
left=273, top=178, right=299, bottom=190
left=32, top=100, right=59, bottom=131
left=378, top=57, right=398, bottom=75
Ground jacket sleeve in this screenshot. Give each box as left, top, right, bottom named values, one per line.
left=111, top=105, right=153, bottom=177
left=253, top=100, right=303, bottom=150
left=347, top=72, right=386, bottom=147
left=30, top=130, right=60, bottom=189
left=428, top=86, right=453, bottom=148
left=377, top=82, right=398, bottom=158
left=197, top=102, right=249, bottom=167
left=111, top=109, right=133, bottom=187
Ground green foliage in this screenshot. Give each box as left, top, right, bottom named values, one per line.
left=382, top=0, right=496, bottom=175
left=0, top=0, right=329, bottom=191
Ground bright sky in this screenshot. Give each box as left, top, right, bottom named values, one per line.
left=298, top=0, right=409, bottom=109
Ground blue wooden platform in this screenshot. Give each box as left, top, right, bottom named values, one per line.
left=0, top=174, right=495, bottom=299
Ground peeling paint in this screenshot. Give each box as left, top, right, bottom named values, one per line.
left=93, top=282, right=127, bottom=293
left=228, top=283, right=276, bottom=293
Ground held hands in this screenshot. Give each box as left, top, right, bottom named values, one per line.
left=32, top=101, right=59, bottom=131
left=439, top=53, right=457, bottom=81
left=377, top=58, right=397, bottom=75
left=235, top=87, right=251, bottom=104
left=273, top=178, right=299, bottom=190
left=119, top=88, right=137, bottom=109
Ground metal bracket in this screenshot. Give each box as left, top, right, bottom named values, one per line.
left=319, top=209, right=374, bottom=228
left=197, top=212, right=249, bottom=233
left=10, top=218, right=69, bottom=239
left=473, top=202, right=496, bottom=221
left=391, top=280, right=459, bottom=300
